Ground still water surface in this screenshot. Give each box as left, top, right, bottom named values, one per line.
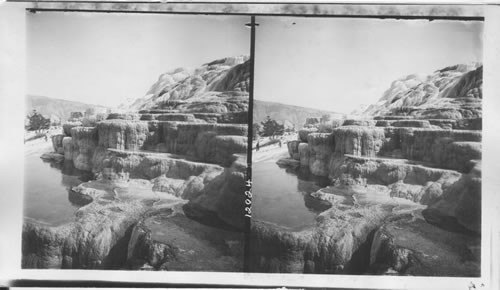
left=252, top=161, right=331, bottom=231
left=24, top=153, right=93, bottom=226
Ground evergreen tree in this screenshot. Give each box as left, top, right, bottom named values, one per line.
left=261, top=116, right=284, bottom=138
left=27, top=110, right=50, bottom=133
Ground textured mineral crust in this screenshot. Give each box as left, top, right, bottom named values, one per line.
left=268, top=63, right=482, bottom=276
left=24, top=56, right=250, bottom=271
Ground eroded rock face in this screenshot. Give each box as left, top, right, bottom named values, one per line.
left=51, top=134, right=65, bottom=154
left=287, top=140, right=301, bottom=160
left=250, top=184, right=424, bottom=274
left=40, top=152, right=64, bottom=163
left=163, top=122, right=248, bottom=164
left=97, top=120, right=149, bottom=151
left=101, top=149, right=224, bottom=181
left=399, top=129, right=481, bottom=171
left=126, top=205, right=243, bottom=271
left=185, top=155, right=247, bottom=230
left=307, top=133, right=334, bottom=176
left=364, top=64, right=482, bottom=120
left=423, top=160, right=481, bottom=234
left=333, top=126, right=385, bottom=157
left=298, top=128, right=318, bottom=142
left=26, top=55, right=250, bottom=271
left=368, top=213, right=480, bottom=276
left=262, top=62, right=482, bottom=276
left=71, top=127, right=98, bottom=171
left=63, top=121, right=82, bottom=136
left=23, top=178, right=183, bottom=269
left=23, top=153, right=246, bottom=269
left=298, top=143, right=310, bottom=166
left=122, top=56, right=250, bottom=112
left=62, top=137, right=73, bottom=160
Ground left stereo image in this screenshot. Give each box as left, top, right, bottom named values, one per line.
left=23, top=11, right=251, bottom=271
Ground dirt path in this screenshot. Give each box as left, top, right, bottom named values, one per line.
left=24, top=127, right=60, bottom=156
left=252, top=144, right=289, bottom=163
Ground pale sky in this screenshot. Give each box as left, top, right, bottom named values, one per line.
left=27, top=12, right=250, bottom=107
left=254, top=17, right=483, bottom=114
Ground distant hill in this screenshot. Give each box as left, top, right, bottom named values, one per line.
left=254, top=100, right=342, bottom=129
left=26, top=95, right=108, bottom=121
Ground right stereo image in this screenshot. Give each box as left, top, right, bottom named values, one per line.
left=250, top=16, right=483, bottom=276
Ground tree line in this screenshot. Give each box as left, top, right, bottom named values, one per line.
left=253, top=116, right=293, bottom=140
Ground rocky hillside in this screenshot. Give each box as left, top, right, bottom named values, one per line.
left=364, top=63, right=482, bottom=119
left=26, top=95, right=107, bottom=122
left=254, top=100, right=342, bottom=129
left=251, top=62, right=483, bottom=276
left=24, top=56, right=250, bottom=271
left=121, top=56, right=250, bottom=113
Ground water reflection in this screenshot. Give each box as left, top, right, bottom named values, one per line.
left=252, top=162, right=332, bottom=231
left=24, top=155, right=94, bottom=225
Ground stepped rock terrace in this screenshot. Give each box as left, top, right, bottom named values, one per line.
left=253, top=113, right=481, bottom=276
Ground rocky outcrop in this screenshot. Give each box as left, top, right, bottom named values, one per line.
left=97, top=120, right=149, bottom=151
left=250, top=184, right=424, bottom=273
left=126, top=205, right=243, bottom=271
left=287, top=140, right=301, bottom=160
left=330, top=155, right=462, bottom=204
left=101, top=149, right=223, bottom=182
left=51, top=134, right=65, bottom=154
left=71, top=127, right=98, bottom=171
left=375, top=119, right=431, bottom=128
left=298, top=128, right=318, bottom=142
left=428, top=118, right=482, bottom=130
left=423, top=160, right=481, bottom=234
left=291, top=126, right=481, bottom=176
left=368, top=213, right=480, bottom=276
left=26, top=55, right=250, bottom=271
left=63, top=121, right=82, bottom=136
left=399, top=129, right=481, bottom=171
left=307, top=133, right=334, bottom=176
left=333, top=126, right=385, bottom=157
left=268, top=63, right=482, bottom=275
left=210, top=58, right=250, bottom=93
left=122, top=56, right=250, bottom=112
left=343, top=119, right=376, bottom=127
left=22, top=178, right=184, bottom=269
left=163, top=122, right=247, bottom=164
left=40, top=152, right=64, bottom=163
left=185, top=155, right=247, bottom=229
left=106, top=113, right=141, bottom=121
left=23, top=151, right=246, bottom=269
left=364, top=63, right=482, bottom=120
left=62, top=137, right=74, bottom=160
left=193, top=112, right=248, bottom=124
left=52, top=118, right=248, bottom=172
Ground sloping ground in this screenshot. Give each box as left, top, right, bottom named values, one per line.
left=364, top=63, right=482, bottom=119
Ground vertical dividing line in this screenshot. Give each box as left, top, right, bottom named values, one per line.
left=244, top=15, right=256, bottom=273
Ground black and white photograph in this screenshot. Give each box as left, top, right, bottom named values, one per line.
left=0, top=1, right=499, bottom=289
left=251, top=16, right=483, bottom=276
left=22, top=11, right=250, bottom=271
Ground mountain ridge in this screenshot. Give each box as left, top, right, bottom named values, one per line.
left=254, top=99, right=342, bottom=129
left=26, top=94, right=108, bottom=121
